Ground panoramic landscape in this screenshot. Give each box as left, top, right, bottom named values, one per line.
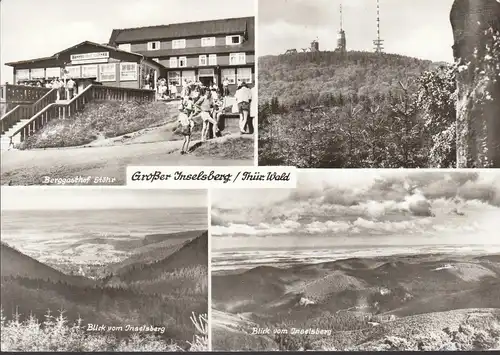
left=0, top=187, right=208, bottom=351
left=211, top=170, right=500, bottom=351
left=258, top=0, right=500, bottom=168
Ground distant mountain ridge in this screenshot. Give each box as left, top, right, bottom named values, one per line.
left=111, top=231, right=208, bottom=283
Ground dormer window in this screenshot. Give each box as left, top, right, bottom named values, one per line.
left=118, top=43, right=131, bottom=52
left=147, top=41, right=160, bottom=50
left=226, top=35, right=242, bottom=45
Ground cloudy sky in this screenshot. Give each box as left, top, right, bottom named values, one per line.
left=212, top=170, right=500, bottom=250
left=0, top=0, right=255, bottom=83
left=259, top=0, right=455, bottom=62
left=1, top=187, right=207, bottom=210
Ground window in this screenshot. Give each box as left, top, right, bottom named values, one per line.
left=118, top=43, right=131, bottom=52
left=237, top=67, right=252, bottom=84
left=167, top=71, right=180, bottom=86
left=178, top=57, right=187, bottom=68
left=81, top=65, right=98, bottom=78
left=99, top=63, right=116, bottom=82
left=229, top=52, right=246, bottom=65
left=120, top=62, right=137, bottom=81
left=45, top=67, right=61, bottom=79
left=208, top=54, right=217, bottom=65
left=226, top=35, right=242, bottom=45
left=16, top=69, right=30, bottom=80
left=221, top=68, right=236, bottom=84
left=169, top=57, right=178, bottom=68
left=201, top=37, right=215, bottom=47
left=182, top=70, right=196, bottom=83
left=172, top=39, right=186, bottom=49
left=65, top=66, right=81, bottom=78
left=199, top=55, right=207, bottom=66
left=30, top=68, right=45, bottom=79
left=147, top=41, right=160, bottom=50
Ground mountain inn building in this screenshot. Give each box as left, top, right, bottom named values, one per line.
left=6, top=41, right=163, bottom=94
left=108, top=16, right=255, bottom=93
left=5, top=16, right=254, bottom=96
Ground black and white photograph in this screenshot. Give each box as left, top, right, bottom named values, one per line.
left=211, top=169, right=500, bottom=351
left=0, top=0, right=256, bottom=186
left=258, top=0, right=500, bottom=168
left=0, top=187, right=208, bottom=351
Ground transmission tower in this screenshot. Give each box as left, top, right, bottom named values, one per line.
left=337, top=2, right=346, bottom=52
left=373, top=0, right=384, bottom=53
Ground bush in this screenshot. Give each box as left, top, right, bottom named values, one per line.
left=0, top=307, right=208, bottom=352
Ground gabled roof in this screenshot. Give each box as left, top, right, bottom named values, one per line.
left=109, top=16, right=254, bottom=44
left=4, top=56, right=56, bottom=66
left=53, top=40, right=144, bottom=58
left=5, top=41, right=161, bottom=67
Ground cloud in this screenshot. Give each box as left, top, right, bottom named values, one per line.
left=259, top=0, right=336, bottom=27
left=211, top=171, right=500, bottom=238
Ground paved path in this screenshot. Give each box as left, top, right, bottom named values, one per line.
left=1, top=134, right=253, bottom=185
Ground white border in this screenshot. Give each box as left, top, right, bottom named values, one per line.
left=207, top=188, right=213, bottom=351
left=253, top=0, right=259, bottom=167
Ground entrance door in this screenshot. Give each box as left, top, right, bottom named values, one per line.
left=198, top=68, right=215, bottom=87
left=199, top=76, right=213, bottom=87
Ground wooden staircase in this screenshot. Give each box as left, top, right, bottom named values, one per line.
left=0, top=85, right=155, bottom=150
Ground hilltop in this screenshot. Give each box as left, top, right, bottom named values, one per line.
left=212, top=253, right=500, bottom=351
left=258, top=51, right=457, bottom=168
left=258, top=51, right=438, bottom=107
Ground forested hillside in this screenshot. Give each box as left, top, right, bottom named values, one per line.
left=258, top=51, right=456, bottom=168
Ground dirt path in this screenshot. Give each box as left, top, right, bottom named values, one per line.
left=1, top=134, right=253, bottom=185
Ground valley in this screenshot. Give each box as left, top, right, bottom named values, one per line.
left=1, top=229, right=208, bottom=352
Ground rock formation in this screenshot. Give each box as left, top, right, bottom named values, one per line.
left=450, top=0, right=500, bottom=167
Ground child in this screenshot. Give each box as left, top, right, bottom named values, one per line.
left=177, top=103, right=195, bottom=154
left=212, top=97, right=224, bottom=137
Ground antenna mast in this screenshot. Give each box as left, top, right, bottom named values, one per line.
left=340, top=3, right=343, bottom=30
left=373, top=0, right=384, bottom=53
left=336, top=1, right=347, bottom=52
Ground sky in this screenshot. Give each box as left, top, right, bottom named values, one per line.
left=0, top=0, right=255, bottom=84
left=211, top=170, right=500, bottom=250
left=259, top=0, right=455, bottom=62
left=1, top=187, right=207, bottom=210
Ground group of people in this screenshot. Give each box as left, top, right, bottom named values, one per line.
left=16, top=77, right=77, bottom=100
left=176, top=80, right=255, bottom=155
left=176, top=82, right=224, bottom=154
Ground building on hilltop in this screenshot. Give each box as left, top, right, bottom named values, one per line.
left=108, top=16, right=255, bottom=93
left=310, top=39, right=320, bottom=52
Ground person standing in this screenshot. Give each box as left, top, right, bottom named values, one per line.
left=66, top=78, right=76, bottom=99
left=195, top=89, right=220, bottom=141
left=52, top=78, right=62, bottom=100
left=249, top=85, right=257, bottom=134
left=234, top=82, right=252, bottom=134
left=176, top=103, right=195, bottom=155
left=222, top=77, right=230, bottom=97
